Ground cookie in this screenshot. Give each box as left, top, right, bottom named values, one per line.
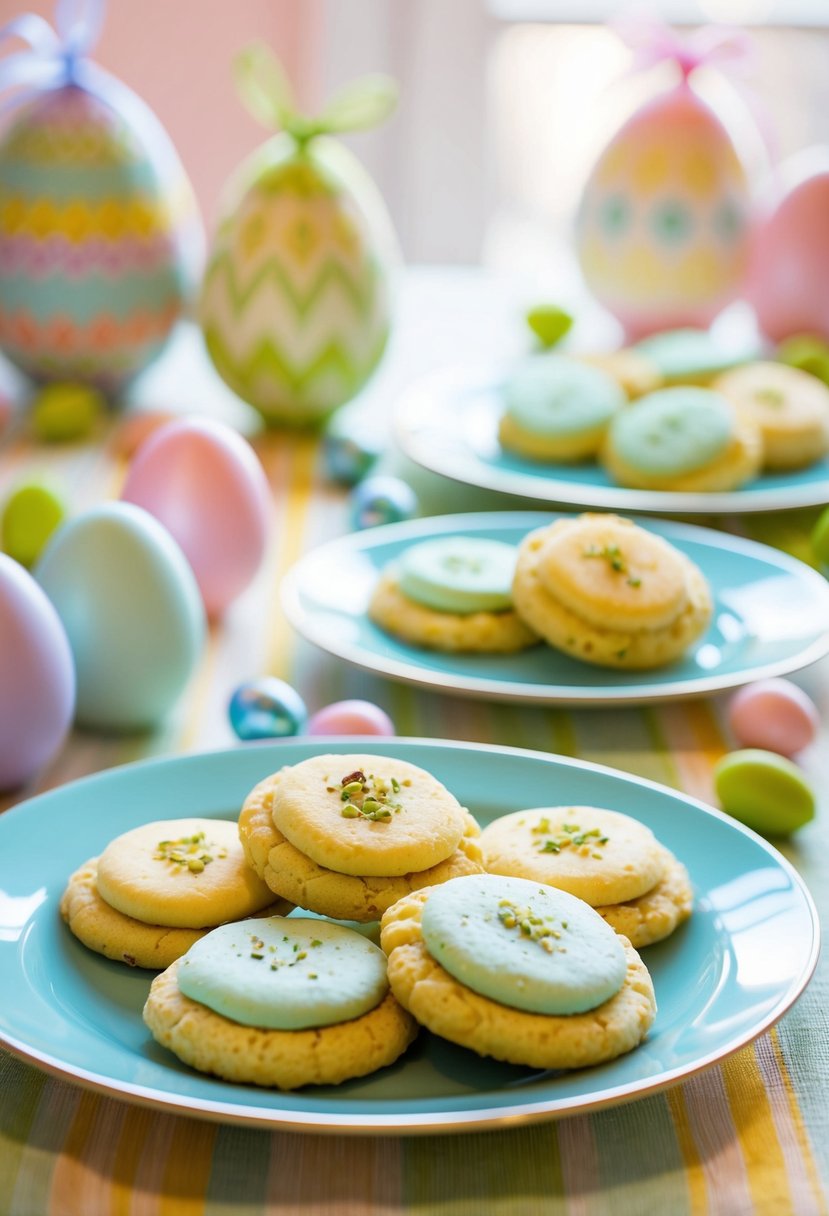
left=714, top=362, right=829, bottom=470
left=96, top=818, right=276, bottom=929
left=381, top=880, right=656, bottom=1071
left=239, top=773, right=484, bottom=922
left=479, top=806, right=667, bottom=905
left=498, top=354, right=626, bottom=462
left=576, top=350, right=664, bottom=400
left=60, top=857, right=291, bottom=969
left=596, top=850, right=693, bottom=948
left=632, top=328, right=757, bottom=386
left=601, top=387, right=762, bottom=493
left=270, top=754, right=468, bottom=877
left=144, top=918, right=417, bottom=1089
left=511, top=514, right=712, bottom=670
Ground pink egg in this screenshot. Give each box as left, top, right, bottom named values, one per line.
left=748, top=149, right=829, bottom=342
left=121, top=417, right=270, bottom=619
left=727, top=679, right=819, bottom=758
left=0, top=553, right=75, bottom=789
left=306, top=700, right=395, bottom=737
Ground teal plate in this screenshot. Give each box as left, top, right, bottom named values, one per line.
left=0, top=739, right=818, bottom=1134
left=281, top=511, right=829, bottom=705
left=395, top=365, right=829, bottom=514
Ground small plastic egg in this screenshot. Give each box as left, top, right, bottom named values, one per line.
left=1, top=482, right=66, bottom=568
left=526, top=305, right=573, bottom=349
left=31, top=383, right=104, bottom=443
left=306, top=700, right=395, bottom=737
left=323, top=420, right=382, bottom=486
left=714, top=748, right=815, bottom=836
left=120, top=417, right=271, bottom=619
left=777, top=335, right=829, bottom=388
left=35, top=502, right=205, bottom=732
left=727, top=679, right=819, bottom=757
left=229, top=677, right=308, bottom=741
left=810, top=505, right=829, bottom=570
left=0, top=553, right=75, bottom=790
left=351, top=475, right=418, bottom=530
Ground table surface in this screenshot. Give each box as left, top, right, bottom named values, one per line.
left=0, top=268, right=827, bottom=1216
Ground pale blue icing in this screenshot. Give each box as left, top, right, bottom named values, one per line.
left=421, top=874, right=627, bottom=1016
left=504, top=355, right=624, bottom=437
left=177, top=917, right=389, bottom=1030
left=609, top=387, right=733, bottom=476
left=398, top=536, right=517, bottom=613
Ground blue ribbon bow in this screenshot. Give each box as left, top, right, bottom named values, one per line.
left=0, top=0, right=105, bottom=114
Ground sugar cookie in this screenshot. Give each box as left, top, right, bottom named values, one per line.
left=601, top=387, right=762, bottom=492
left=633, top=328, right=755, bottom=386
left=576, top=350, right=663, bottom=400
left=239, top=773, right=484, bottom=922
left=479, top=806, right=667, bottom=905
left=381, top=881, right=656, bottom=1071
left=596, top=850, right=693, bottom=948
left=511, top=514, right=712, bottom=669
left=714, top=362, right=829, bottom=470
left=499, top=355, right=625, bottom=462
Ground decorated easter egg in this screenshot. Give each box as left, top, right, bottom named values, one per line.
left=351, top=475, right=418, bottom=530
left=120, top=417, right=271, bottom=618
left=747, top=150, right=829, bottom=343
left=0, top=553, right=75, bottom=789
left=199, top=44, right=398, bottom=427
left=228, top=677, right=308, bottom=740
left=0, top=84, right=203, bottom=390
left=576, top=82, right=752, bottom=339
left=35, top=502, right=205, bottom=731
left=727, top=679, right=819, bottom=757
left=307, top=700, right=395, bottom=737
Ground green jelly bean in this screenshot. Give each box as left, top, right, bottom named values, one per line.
left=1, top=482, right=66, bottom=568
left=713, top=748, right=816, bottom=837
left=32, top=382, right=104, bottom=443
left=526, top=305, right=574, bottom=349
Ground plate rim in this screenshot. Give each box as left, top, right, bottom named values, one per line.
left=394, top=363, right=829, bottom=515
left=0, top=737, right=820, bottom=1135
left=281, top=509, right=829, bottom=706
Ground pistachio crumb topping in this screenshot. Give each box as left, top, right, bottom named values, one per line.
left=335, top=768, right=403, bottom=821
left=531, top=820, right=609, bottom=857
left=154, top=831, right=227, bottom=871
left=496, top=898, right=568, bottom=952
left=754, top=387, right=785, bottom=408
left=582, top=543, right=642, bottom=588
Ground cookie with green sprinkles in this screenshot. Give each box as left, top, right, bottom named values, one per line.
left=143, top=916, right=417, bottom=1088
left=381, top=876, right=656, bottom=1070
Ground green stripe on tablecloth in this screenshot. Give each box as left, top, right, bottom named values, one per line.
left=4, top=1075, right=79, bottom=1215
left=203, top=1126, right=272, bottom=1214
left=592, top=1098, right=693, bottom=1216
left=402, top=1124, right=565, bottom=1214
left=0, top=1055, right=49, bottom=1215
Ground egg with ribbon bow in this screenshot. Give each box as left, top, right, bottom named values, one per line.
left=0, top=0, right=203, bottom=391
left=576, top=24, right=755, bottom=340
left=199, top=42, right=398, bottom=427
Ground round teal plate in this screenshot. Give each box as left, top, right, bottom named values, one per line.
left=395, top=365, right=829, bottom=514
left=0, top=739, right=818, bottom=1133
left=281, top=511, right=829, bottom=705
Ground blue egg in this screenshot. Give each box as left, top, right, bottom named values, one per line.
left=228, top=677, right=308, bottom=741
left=351, top=476, right=418, bottom=530
left=323, top=424, right=382, bottom=486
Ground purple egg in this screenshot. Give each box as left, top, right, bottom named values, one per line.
left=306, top=700, right=395, bottom=737
left=0, top=554, right=75, bottom=789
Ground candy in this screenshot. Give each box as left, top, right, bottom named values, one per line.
left=306, top=700, right=395, bottom=737
left=810, top=505, right=829, bottom=569
left=323, top=417, right=383, bottom=485
left=713, top=749, right=816, bottom=836
left=525, top=305, right=573, bottom=349
left=727, top=679, right=819, bottom=757
left=228, top=677, right=308, bottom=741
left=777, top=335, right=829, bottom=388
left=351, top=476, right=418, bottom=530
left=31, top=383, right=104, bottom=443
left=1, top=482, right=66, bottom=568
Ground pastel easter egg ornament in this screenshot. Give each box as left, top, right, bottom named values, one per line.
left=0, top=553, right=75, bottom=789
left=727, top=679, right=819, bottom=758
left=120, top=417, right=271, bottom=618
left=0, top=1, right=204, bottom=391
left=747, top=148, right=829, bottom=343
left=306, top=700, right=395, bottom=737
left=576, top=23, right=755, bottom=340
left=228, top=677, right=308, bottom=741
left=35, top=502, right=205, bottom=732
left=199, top=42, right=398, bottom=427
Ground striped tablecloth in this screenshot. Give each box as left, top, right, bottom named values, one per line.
left=0, top=270, right=827, bottom=1215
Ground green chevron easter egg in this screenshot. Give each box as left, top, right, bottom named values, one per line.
left=199, top=134, right=396, bottom=427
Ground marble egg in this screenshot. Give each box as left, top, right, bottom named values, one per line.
left=576, top=82, right=752, bottom=340
left=351, top=475, right=418, bottom=530
left=120, top=417, right=271, bottom=619
left=228, top=677, right=308, bottom=740
left=747, top=149, right=829, bottom=343
left=35, top=502, right=205, bottom=731
left=0, top=84, right=203, bottom=390
left=0, top=553, right=75, bottom=789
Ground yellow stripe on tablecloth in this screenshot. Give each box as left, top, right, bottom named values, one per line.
left=48, top=1093, right=127, bottom=1216
left=109, top=1106, right=159, bottom=1216
left=721, top=1049, right=798, bottom=1215
left=665, top=1086, right=710, bottom=1216
left=262, top=435, right=318, bottom=683
left=763, top=1031, right=828, bottom=1216
left=174, top=625, right=221, bottom=753
left=158, top=1119, right=218, bottom=1216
